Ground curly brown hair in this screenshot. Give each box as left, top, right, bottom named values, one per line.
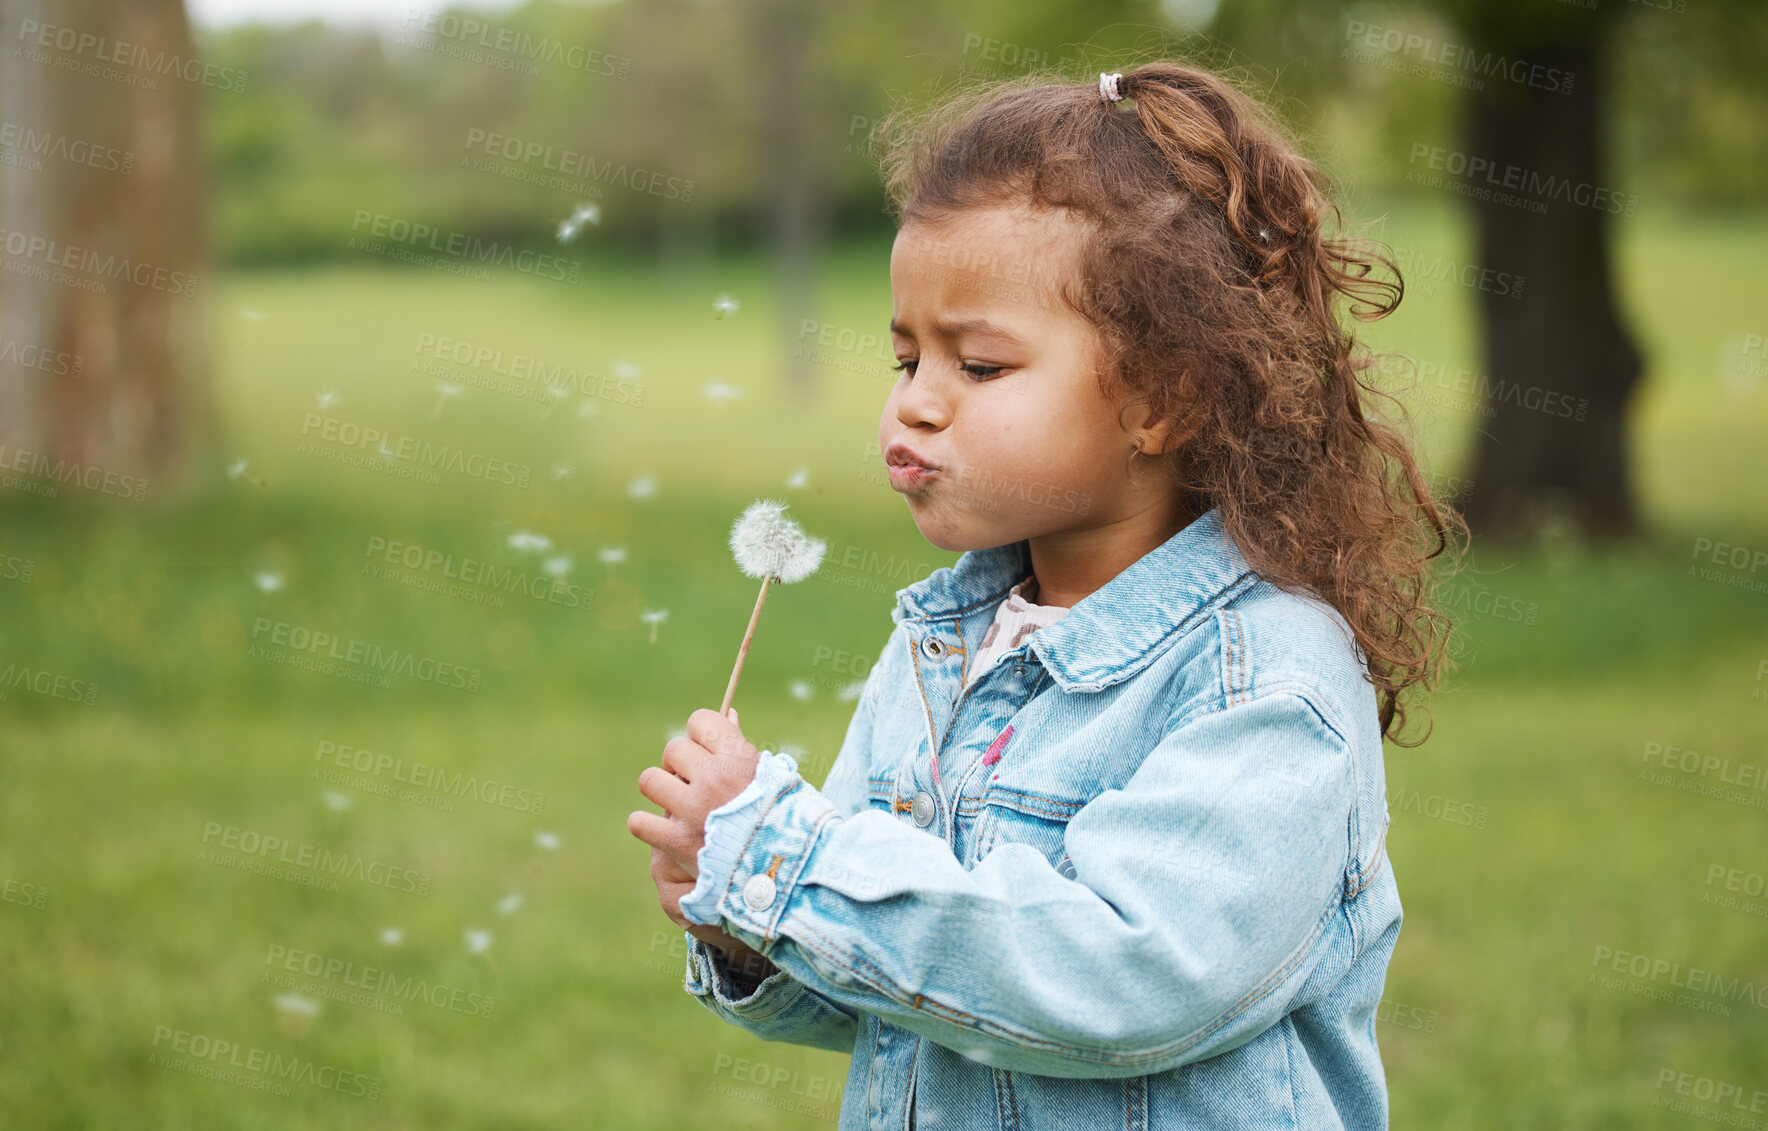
left=871, top=60, right=1464, bottom=745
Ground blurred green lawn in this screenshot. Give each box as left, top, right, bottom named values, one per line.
left=1, top=201, right=1764, bottom=1128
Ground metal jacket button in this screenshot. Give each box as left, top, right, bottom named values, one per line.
left=742, top=872, right=777, bottom=911
left=910, top=791, right=935, bottom=826
left=920, top=636, right=945, bottom=659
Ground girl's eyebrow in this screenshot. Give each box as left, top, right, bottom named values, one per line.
left=890, top=316, right=1024, bottom=342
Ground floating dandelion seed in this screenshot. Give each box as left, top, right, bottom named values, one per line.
left=549, top=462, right=577, bottom=482
left=226, top=457, right=265, bottom=488
left=273, top=992, right=320, bottom=1018
left=380, top=927, right=404, bottom=946
left=598, top=546, right=627, bottom=578
left=316, top=388, right=339, bottom=411
left=272, top=992, right=321, bottom=1036
left=556, top=201, right=600, bottom=243
left=576, top=398, right=599, bottom=420
left=464, top=928, right=493, bottom=955
left=542, top=554, right=572, bottom=579
left=240, top=308, right=266, bottom=322
left=721, top=499, right=826, bottom=714
left=838, top=678, right=866, bottom=702
left=613, top=360, right=641, bottom=381
left=788, top=679, right=813, bottom=701
left=711, top=293, right=740, bottom=318
left=431, top=381, right=463, bottom=419
left=322, top=789, right=354, bottom=812
left=533, top=830, right=560, bottom=851
left=254, top=571, right=284, bottom=593
left=786, top=467, right=809, bottom=489
left=627, top=474, right=657, bottom=499
left=497, top=891, right=524, bottom=916
left=508, top=531, right=552, bottom=553
left=641, top=608, right=669, bottom=644
left=703, top=382, right=742, bottom=405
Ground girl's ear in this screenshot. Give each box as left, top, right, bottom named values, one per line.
left=1122, top=399, right=1195, bottom=456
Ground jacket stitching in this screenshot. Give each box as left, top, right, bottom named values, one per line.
left=1127, top=1072, right=1148, bottom=1131
left=1346, top=817, right=1389, bottom=899
left=1001, top=1067, right=1021, bottom=1131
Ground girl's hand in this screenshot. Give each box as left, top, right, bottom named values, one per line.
left=628, top=706, right=761, bottom=882
left=646, top=843, right=776, bottom=983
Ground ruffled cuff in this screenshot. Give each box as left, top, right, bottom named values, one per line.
left=677, top=748, right=803, bottom=926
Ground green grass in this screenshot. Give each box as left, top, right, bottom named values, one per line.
left=1, top=200, right=1764, bottom=1128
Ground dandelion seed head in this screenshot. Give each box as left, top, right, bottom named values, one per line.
left=711, top=293, right=740, bottom=318
left=788, top=679, right=813, bottom=701
left=613, top=360, right=641, bottom=381
left=508, top=531, right=552, bottom=553
left=703, top=382, right=742, bottom=405
left=598, top=546, right=627, bottom=566
left=549, top=462, right=577, bottom=481
left=316, top=388, right=339, bottom=411
left=641, top=609, right=670, bottom=625
left=435, top=382, right=463, bottom=399
left=729, top=499, right=826, bottom=584
left=576, top=399, right=598, bottom=420
left=785, top=467, right=809, bottom=489
left=465, top=928, right=493, bottom=955
left=322, top=789, right=354, bottom=812
left=380, top=927, right=404, bottom=946
left=627, top=474, right=657, bottom=499
left=226, top=458, right=250, bottom=480
left=497, top=891, right=524, bottom=916
left=254, top=571, right=284, bottom=593
left=533, top=830, right=560, bottom=851
left=542, top=554, right=572, bottom=578
left=273, top=992, right=320, bottom=1018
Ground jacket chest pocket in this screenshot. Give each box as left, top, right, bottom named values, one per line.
left=972, top=782, right=1089, bottom=877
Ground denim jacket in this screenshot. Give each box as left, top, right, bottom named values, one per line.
left=678, top=506, right=1402, bottom=1129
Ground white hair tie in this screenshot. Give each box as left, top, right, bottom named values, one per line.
left=1098, top=72, right=1124, bottom=104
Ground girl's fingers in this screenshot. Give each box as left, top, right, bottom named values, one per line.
left=661, top=734, right=711, bottom=782
left=653, top=847, right=693, bottom=884
left=626, top=809, right=685, bottom=854
left=636, top=764, right=692, bottom=815
left=628, top=811, right=700, bottom=877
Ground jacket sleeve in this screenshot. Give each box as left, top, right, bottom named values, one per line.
left=679, top=687, right=1355, bottom=1078
left=678, top=624, right=902, bottom=1051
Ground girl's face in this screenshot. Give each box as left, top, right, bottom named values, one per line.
left=882, top=202, right=1165, bottom=553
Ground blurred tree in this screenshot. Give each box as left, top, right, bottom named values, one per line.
left=0, top=0, right=210, bottom=494
left=1451, top=3, right=1644, bottom=540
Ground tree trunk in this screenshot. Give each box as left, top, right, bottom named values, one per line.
left=1460, top=20, right=1643, bottom=540
left=748, top=0, right=826, bottom=403
left=0, top=0, right=209, bottom=500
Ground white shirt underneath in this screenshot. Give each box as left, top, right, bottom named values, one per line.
left=964, top=576, right=1070, bottom=689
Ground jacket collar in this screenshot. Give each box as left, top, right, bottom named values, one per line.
left=891, top=506, right=1256, bottom=693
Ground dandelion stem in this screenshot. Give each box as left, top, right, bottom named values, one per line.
left=720, top=574, right=773, bottom=716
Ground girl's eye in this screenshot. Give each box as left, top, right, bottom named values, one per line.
left=889, top=359, right=1006, bottom=382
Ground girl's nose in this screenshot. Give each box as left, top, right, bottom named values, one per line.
left=894, top=370, right=952, bottom=431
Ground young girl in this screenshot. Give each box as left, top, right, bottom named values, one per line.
left=629, top=60, right=1458, bottom=1130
